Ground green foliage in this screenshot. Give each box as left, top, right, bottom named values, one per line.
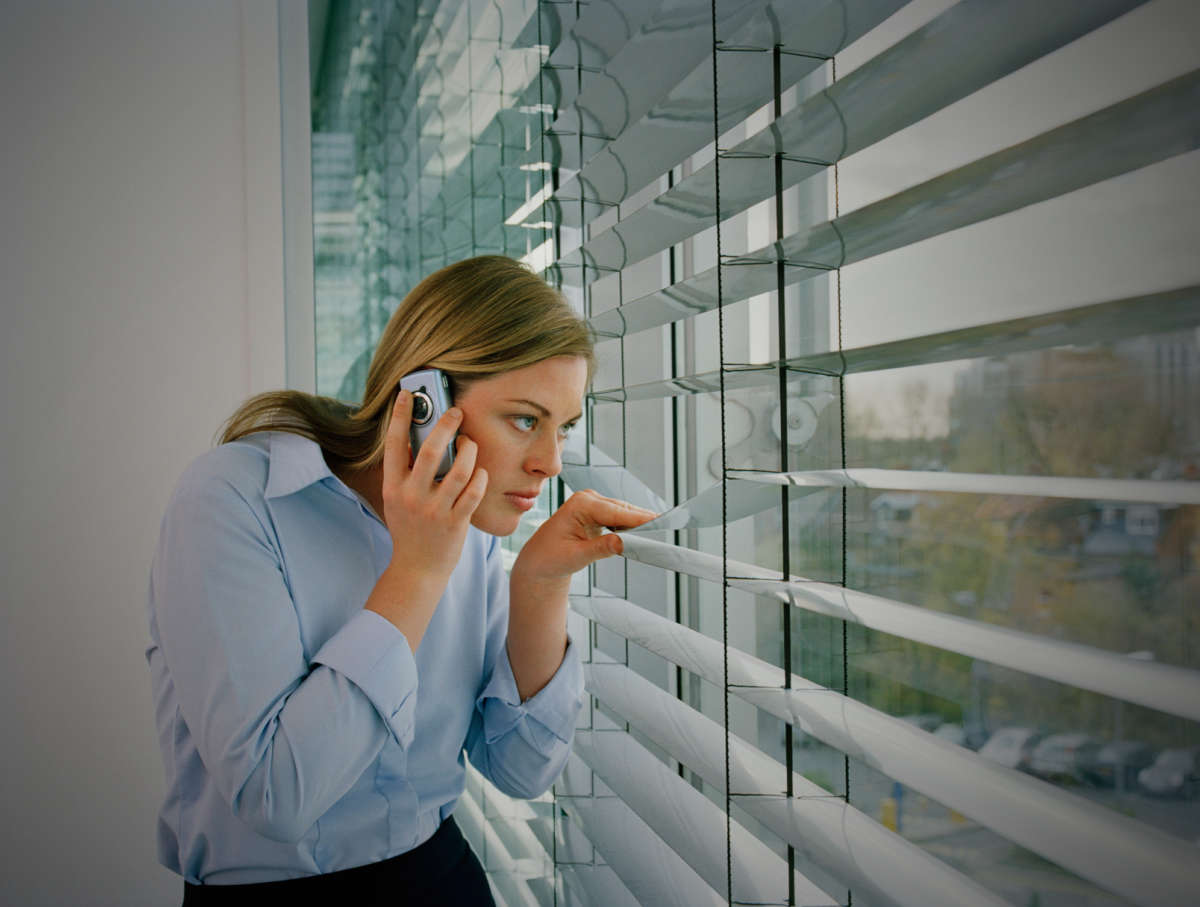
left=1120, top=559, right=1161, bottom=607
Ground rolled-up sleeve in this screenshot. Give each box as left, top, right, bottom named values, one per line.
left=465, top=540, right=584, bottom=798
left=311, top=610, right=419, bottom=748
left=150, top=456, right=419, bottom=843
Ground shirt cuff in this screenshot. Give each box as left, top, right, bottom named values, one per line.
left=311, top=610, right=419, bottom=748
left=477, top=637, right=584, bottom=749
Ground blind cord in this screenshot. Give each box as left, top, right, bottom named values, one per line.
left=831, top=56, right=853, bottom=867
left=710, top=2, right=733, bottom=902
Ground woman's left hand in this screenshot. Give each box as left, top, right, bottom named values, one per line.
left=505, top=490, right=655, bottom=700
left=510, top=489, right=656, bottom=587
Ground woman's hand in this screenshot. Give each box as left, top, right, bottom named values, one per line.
left=381, top=389, right=488, bottom=576
left=365, top=390, right=488, bottom=647
left=506, top=489, right=656, bottom=699
left=510, top=489, right=656, bottom=588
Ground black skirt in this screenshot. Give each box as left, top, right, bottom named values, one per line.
left=181, top=816, right=495, bottom=906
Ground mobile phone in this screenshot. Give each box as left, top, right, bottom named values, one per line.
left=398, top=368, right=456, bottom=478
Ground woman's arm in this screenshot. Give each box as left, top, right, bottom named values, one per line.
left=464, top=493, right=653, bottom=798
left=153, top=393, right=487, bottom=843
left=151, top=458, right=414, bottom=843
left=506, top=490, right=655, bottom=699
left=464, top=536, right=582, bottom=798
left=363, top=390, right=488, bottom=648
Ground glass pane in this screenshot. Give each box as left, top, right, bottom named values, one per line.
left=311, top=1, right=1200, bottom=905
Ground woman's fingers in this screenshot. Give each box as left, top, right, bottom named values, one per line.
left=511, top=490, right=652, bottom=582
left=452, top=466, right=489, bottom=516
left=591, top=531, right=623, bottom=557
left=570, top=490, right=657, bottom=530
left=382, top=390, right=414, bottom=485
left=410, top=406, right=463, bottom=486
left=437, top=434, right=478, bottom=503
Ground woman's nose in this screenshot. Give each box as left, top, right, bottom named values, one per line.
left=525, top=432, right=563, bottom=478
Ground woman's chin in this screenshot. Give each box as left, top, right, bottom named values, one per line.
left=469, top=506, right=523, bottom=538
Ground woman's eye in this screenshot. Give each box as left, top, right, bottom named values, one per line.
left=512, top=415, right=537, bottom=432
left=559, top=422, right=579, bottom=439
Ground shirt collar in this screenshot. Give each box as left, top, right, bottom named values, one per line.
left=263, top=431, right=338, bottom=499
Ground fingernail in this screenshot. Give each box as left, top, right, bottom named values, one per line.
left=448, top=407, right=463, bottom=421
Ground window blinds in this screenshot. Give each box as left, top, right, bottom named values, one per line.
left=311, top=0, right=1200, bottom=904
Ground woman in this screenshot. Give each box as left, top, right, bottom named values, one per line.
left=146, top=256, right=654, bottom=904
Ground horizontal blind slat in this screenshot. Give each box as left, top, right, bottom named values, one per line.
left=546, top=0, right=765, bottom=173
left=726, top=467, right=1200, bottom=505
left=589, top=286, right=1200, bottom=399
left=585, top=662, right=1012, bottom=907
left=408, top=66, right=545, bottom=218
left=455, top=788, right=540, bottom=907
left=559, top=793, right=726, bottom=907
left=548, top=0, right=903, bottom=229
left=560, top=439, right=673, bottom=511
left=573, top=592, right=1200, bottom=907
left=615, top=532, right=1200, bottom=721
left=562, top=0, right=1145, bottom=268
left=558, top=864, right=642, bottom=907
left=615, top=473, right=830, bottom=532
left=586, top=69, right=1200, bottom=334
left=574, top=729, right=838, bottom=905
left=543, top=0, right=660, bottom=112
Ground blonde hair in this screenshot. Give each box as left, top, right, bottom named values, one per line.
left=220, top=255, right=594, bottom=470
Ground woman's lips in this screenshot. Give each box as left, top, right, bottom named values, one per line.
left=504, top=491, right=539, bottom=512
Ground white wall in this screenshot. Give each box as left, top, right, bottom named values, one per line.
left=0, top=2, right=295, bottom=903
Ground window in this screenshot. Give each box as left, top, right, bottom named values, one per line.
left=310, top=1, right=1200, bottom=904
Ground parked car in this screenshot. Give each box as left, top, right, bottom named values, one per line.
left=932, top=723, right=966, bottom=747
left=978, top=727, right=1045, bottom=772
left=1138, top=746, right=1200, bottom=798
left=898, top=713, right=943, bottom=733
left=962, top=722, right=990, bottom=751
left=1083, top=741, right=1157, bottom=789
left=1029, top=733, right=1102, bottom=783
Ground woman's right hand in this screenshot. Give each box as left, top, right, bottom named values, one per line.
left=365, top=389, right=489, bottom=646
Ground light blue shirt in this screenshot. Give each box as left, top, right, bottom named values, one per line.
left=145, top=431, right=583, bottom=884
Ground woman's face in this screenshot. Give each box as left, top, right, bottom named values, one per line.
left=455, top=355, right=588, bottom=536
